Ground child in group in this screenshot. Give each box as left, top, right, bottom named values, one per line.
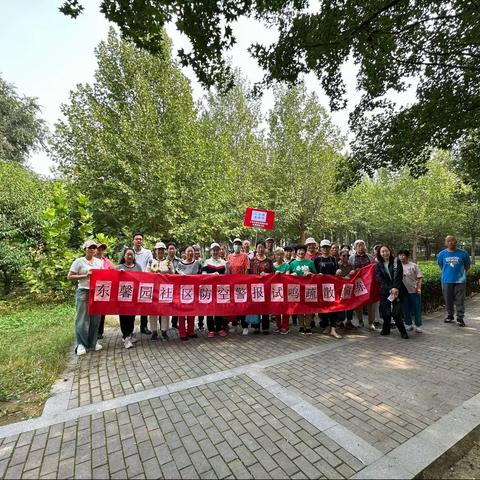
left=289, top=244, right=316, bottom=335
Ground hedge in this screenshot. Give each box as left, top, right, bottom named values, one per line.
left=419, top=262, right=480, bottom=313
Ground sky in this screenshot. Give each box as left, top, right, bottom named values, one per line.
left=0, top=0, right=413, bottom=176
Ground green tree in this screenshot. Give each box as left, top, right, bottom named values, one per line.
left=0, top=161, right=50, bottom=294
left=51, top=29, right=201, bottom=242
left=265, top=84, right=344, bottom=242
left=0, top=75, right=46, bottom=164
left=61, top=1, right=480, bottom=175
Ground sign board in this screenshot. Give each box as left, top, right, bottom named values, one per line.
left=243, top=208, right=275, bottom=230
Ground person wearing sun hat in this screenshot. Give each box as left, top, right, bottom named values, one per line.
left=94, top=242, right=114, bottom=339
left=305, top=237, right=318, bottom=260
left=67, top=240, right=104, bottom=356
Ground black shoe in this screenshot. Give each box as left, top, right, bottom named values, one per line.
left=150, top=332, right=158, bottom=341
left=457, top=319, right=465, bottom=327
left=305, top=328, right=313, bottom=335
left=444, top=317, right=454, bottom=323
left=188, top=333, right=198, bottom=338
left=299, top=327, right=305, bottom=335
left=180, top=336, right=189, bottom=341
left=161, top=330, right=169, bottom=340
left=401, top=333, right=409, bottom=339
left=97, top=334, right=104, bottom=339
left=141, top=328, right=152, bottom=335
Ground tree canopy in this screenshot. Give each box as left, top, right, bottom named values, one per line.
left=59, top=1, right=480, bottom=175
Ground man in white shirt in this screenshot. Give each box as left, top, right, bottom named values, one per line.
left=133, top=232, right=153, bottom=334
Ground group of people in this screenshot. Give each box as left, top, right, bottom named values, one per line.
left=68, top=233, right=470, bottom=355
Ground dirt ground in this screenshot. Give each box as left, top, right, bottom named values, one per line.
left=440, top=441, right=480, bottom=479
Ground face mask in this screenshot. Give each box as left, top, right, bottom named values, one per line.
left=233, top=244, right=241, bottom=253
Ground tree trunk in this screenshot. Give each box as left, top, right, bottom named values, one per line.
left=412, top=236, right=418, bottom=263
left=299, top=230, right=306, bottom=244
left=471, top=234, right=476, bottom=265
left=2, top=271, right=11, bottom=296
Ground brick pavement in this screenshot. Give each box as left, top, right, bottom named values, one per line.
left=1, top=298, right=480, bottom=479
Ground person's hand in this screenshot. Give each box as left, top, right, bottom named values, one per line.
left=292, top=272, right=297, bottom=276
left=260, top=271, right=266, bottom=275
left=335, top=269, right=342, bottom=276
left=304, top=271, right=311, bottom=276
left=86, top=270, right=93, bottom=277
left=214, top=272, right=220, bottom=275
left=275, top=270, right=281, bottom=274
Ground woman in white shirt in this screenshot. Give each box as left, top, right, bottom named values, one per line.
left=67, top=240, right=103, bottom=356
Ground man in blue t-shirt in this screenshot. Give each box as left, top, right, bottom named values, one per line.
left=437, top=235, right=471, bottom=327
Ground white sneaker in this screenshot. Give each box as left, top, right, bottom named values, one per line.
left=94, top=342, right=103, bottom=351
left=406, top=325, right=414, bottom=331
left=415, top=326, right=423, bottom=333
left=129, top=335, right=138, bottom=343
left=124, top=337, right=134, bottom=349
left=368, top=324, right=376, bottom=331
left=242, top=328, right=249, bottom=336
left=76, top=344, right=87, bottom=356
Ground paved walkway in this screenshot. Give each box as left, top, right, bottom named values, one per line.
left=1, top=299, right=480, bottom=479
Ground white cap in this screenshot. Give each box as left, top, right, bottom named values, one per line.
left=305, top=237, right=317, bottom=246
left=210, top=242, right=220, bottom=250
left=233, top=238, right=242, bottom=244
left=83, top=239, right=97, bottom=249
left=354, top=239, right=366, bottom=248
left=154, top=241, right=166, bottom=249
left=320, top=239, right=331, bottom=247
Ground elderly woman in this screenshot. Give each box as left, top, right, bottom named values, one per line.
left=67, top=240, right=103, bottom=356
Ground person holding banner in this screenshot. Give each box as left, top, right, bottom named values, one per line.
left=289, top=245, right=316, bottom=335
left=375, top=245, right=409, bottom=339
left=148, top=242, right=172, bottom=341
left=202, top=242, right=228, bottom=337
left=273, top=247, right=290, bottom=334
left=116, top=248, right=142, bottom=349
left=67, top=240, right=103, bottom=356
left=305, top=237, right=319, bottom=260
left=336, top=249, right=356, bottom=330
left=176, top=245, right=201, bottom=340
left=250, top=241, right=274, bottom=334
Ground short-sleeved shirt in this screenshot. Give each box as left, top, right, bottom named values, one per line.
left=314, top=256, right=337, bottom=275
left=273, top=262, right=290, bottom=273
left=402, top=262, right=423, bottom=293
left=349, top=253, right=373, bottom=270
left=116, top=263, right=142, bottom=272
left=337, top=263, right=354, bottom=277
left=99, top=257, right=114, bottom=269
left=134, top=247, right=153, bottom=272
left=305, top=251, right=318, bottom=260
left=176, top=260, right=201, bottom=275
left=437, top=248, right=471, bottom=283
left=202, top=258, right=227, bottom=274
left=250, top=256, right=274, bottom=274
left=69, top=257, right=103, bottom=289
left=227, top=253, right=250, bottom=274
left=289, top=259, right=316, bottom=276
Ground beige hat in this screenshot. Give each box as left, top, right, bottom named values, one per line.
left=233, top=238, right=242, bottom=244
left=320, top=239, right=331, bottom=247
left=154, top=241, right=166, bottom=249
left=210, top=242, right=220, bottom=250
left=305, top=237, right=317, bottom=246
left=83, top=239, right=98, bottom=249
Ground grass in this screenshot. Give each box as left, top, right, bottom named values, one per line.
left=0, top=299, right=75, bottom=424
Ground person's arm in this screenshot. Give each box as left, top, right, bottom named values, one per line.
left=67, top=269, right=90, bottom=281
left=392, top=261, right=403, bottom=292
left=464, top=251, right=471, bottom=271
left=437, top=251, right=443, bottom=268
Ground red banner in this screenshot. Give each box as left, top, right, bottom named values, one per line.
left=243, top=207, right=275, bottom=230
left=88, top=265, right=380, bottom=316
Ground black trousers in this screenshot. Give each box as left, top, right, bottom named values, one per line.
left=120, top=315, right=135, bottom=339
left=253, top=315, right=270, bottom=332
left=198, top=316, right=204, bottom=328
left=98, top=315, right=105, bottom=335
left=380, top=298, right=407, bottom=335
left=207, top=316, right=225, bottom=332
left=171, top=316, right=178, bottom=328
left=319, top=313, right=337, bottom=328
left=140, top=315, right=148, bottom=330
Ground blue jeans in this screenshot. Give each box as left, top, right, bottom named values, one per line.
left=401, top=293, right=422, bottom=326
left=75, top=288, right=101, bottom=349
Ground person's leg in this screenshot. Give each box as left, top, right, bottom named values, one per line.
left=127, top=315, right=136, bottom=337
left=291, top=314, right=298, bottom=326
left=442, top=283, right=455, bottom=321
left=298, top=314, right=306, bottom=333
left=88, top=315, right=101, bottom=349
left=140, top=315, right=150, bottom=333
left=178, top=316, right=187, bottom=338
left=171, top=316, right=178, bottom=329
left=119, top=315, right=129, bottom=339
left=401, top=295, right=412, bottom=327
left=319, top=313, right=329, bottom=329
left=329, top=314, right=341, bottom=338
left=261, top=315, right=270, bottom=334
left=381, top=314, right=391, bottom=335
left=148, top=316, right=159, bottom=338
left=187, top=316, right=195, bottom=336
left=75, top=289, right=89, bottom=350
left=454, top=283, right=466, bottom=325
left=367, top=304, right=375, bottom=327
left=411, top=293, right=422, bottom=328
left=216, top=316, right=225, bottom=334
left=197, top=316, right=204, bottom=330
left=281, top=315, right=289, bottom=331
left=393, top=307, right=408, bottom=337
left=355, top=308, right=364, bottom=326
left=98, top=315, right=105, bottom=338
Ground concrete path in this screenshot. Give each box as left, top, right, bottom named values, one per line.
left=1, top=299, right=480, bottom=479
